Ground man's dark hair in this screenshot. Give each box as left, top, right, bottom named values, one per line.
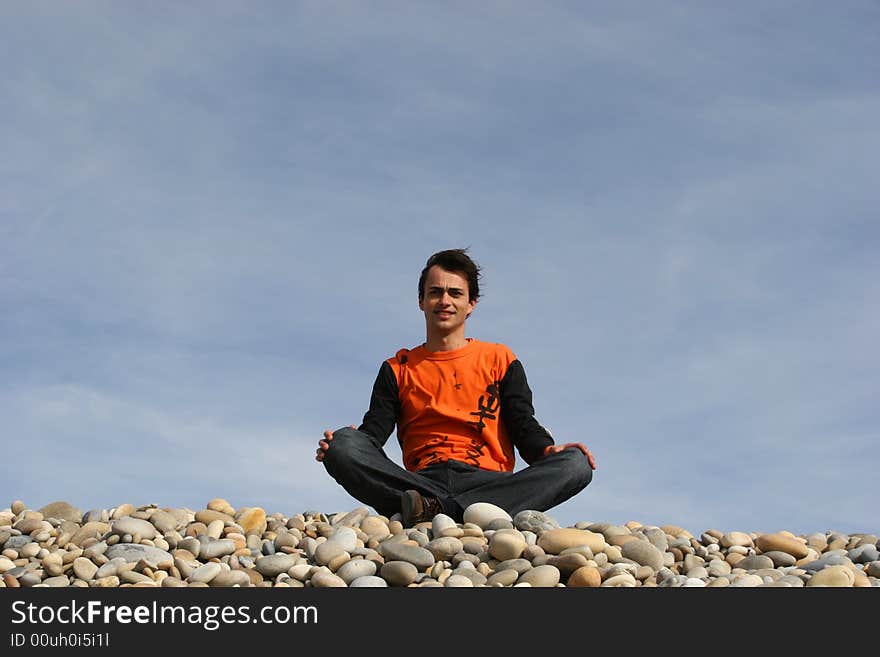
left=418, top=248, right=482, bottom=302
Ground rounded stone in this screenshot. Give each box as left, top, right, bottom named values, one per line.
left=310, top=570, right=347, bottom=588
left=105, top=544, right=173, bottom=566
left=206, top=498, right=235, bottom=515
left=41, top=553, right=64, bottom=577
left=451, top=567, right=487, bottom=586
left=350, top=575, right=388, bottom=587
left=755, top=533, right=809, bottom=559
left=489, top=530, right=527, bottom=561
left=495, top=558, right=533, bottom=574
left=380, top=560, right=419, bottom=586
left=189, top=562, right=222, bottom=584
left=380, top=542, right=435, bottom=570
left=66, top=522, right=105, bottom=549
left=550, top=552, right=588, bottom=577
left=513, top=510, right=560, bottom=534
left=721, top=532, right=754, bottom=548
left=327, top=526, right=358, bottom=552
left=149, top=510, right=181, bottom=534
left=110, top=504, right=136, bottom=520
left=462, top=503, right=512, bottom=529
left=37, top=502, right=82, bottom=524
left=487, top=569, right=520, bottom=586
left=72, top=557, right=98, bottom=581
left=537, top=528, right=605, bottom=555
left=194, top=509, right=234, bottom=526
left=431, top=514, right=458, bottom=536
left=762, top=551, right=797, bottom=568
left=198, top=538, right=236, bottom=559
left=425, top=537, right=463, bottom=561
left=807, top=565, right=855, bottom=587
left=708, top=559, right=732, bottom=577
left=621, top=540, right=664, bottom=571
left=235, top=507, right=267, bottom=536
left=94, top=575, right=121, bottom=587
left=315, top=541, right=348, bottom=567
left=332, top=506, right=370, bottom=527
left=336, top=559, right=377, bottom=584
left=361, top=516, right=391, bottom=541
left=602, top=572, right=638, bottom=587
left=568, top=565, right=602, bottom=587
left=254, top=554, right=297, bottom=577
left=206, top=519, right=225, bottom=539
left=736, top=555, right=775, bottom=571
left=111, top=517, right=156, bottom=541
left=517, top=564, right=560, bottom=587
left=210, top=569, right=251, bottom=587
left=730, top=574, right=764, bottom=587
left=445, top=574, right=475, bottom=587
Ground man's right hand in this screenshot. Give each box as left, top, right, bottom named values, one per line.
left=315, top=425, right=356, bottom=462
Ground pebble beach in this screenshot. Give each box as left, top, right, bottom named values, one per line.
left=2, top=500, right=877, bottom=588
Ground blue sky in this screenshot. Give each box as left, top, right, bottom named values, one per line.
left=2, top=2, right=877, bottom=536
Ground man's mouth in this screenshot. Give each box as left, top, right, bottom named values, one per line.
left=435, top=311, right=454, bottom=318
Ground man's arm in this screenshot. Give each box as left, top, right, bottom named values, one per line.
left=357, top=360, right=399, bottom=444
left=498, top=359, right=554, bottom=464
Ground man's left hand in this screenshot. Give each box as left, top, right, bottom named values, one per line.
left=543, top=443, right=596, bottom=470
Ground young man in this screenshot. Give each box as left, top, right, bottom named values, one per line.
left=316, top=248, right=596, bottom=526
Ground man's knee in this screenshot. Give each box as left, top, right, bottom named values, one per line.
left=556, top=448, right=593, bottom=492
left=324, top=427, right=378, bottom=466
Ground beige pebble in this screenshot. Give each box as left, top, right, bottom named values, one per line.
left=235, top=507, right=267, bottom=536
left=72, top=557, right=98, bottom=581
left=517, top=564, right=560, bottom=587
left=488, top=530, right=526, bottom=561
left=93, top=576, right=120, bottom=587
left=537, top=528, right=605, bottom=555
left=755, top=533, right=809, bottom=559
left=310, top=570, right=347, bottom=588
left=807, top=565, right=854, bottom=587
left=111, top=504, right=136, bottom=520
left=721, top=532, right=754, bottom=548
left=601, top=572, right=637, bottom=587
left=207, top=498, right=236, bottom=515
left=42, top=553, right=64, bottom=576
left=567, top=565, right=601, bottom=587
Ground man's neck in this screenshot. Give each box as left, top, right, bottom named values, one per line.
left=424, top=332, right=469, bottom=352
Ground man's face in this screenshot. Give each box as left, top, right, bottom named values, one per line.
left=419, top=265, right=477, bottom=334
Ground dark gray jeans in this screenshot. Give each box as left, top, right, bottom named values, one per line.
left=322, top=427, right=593, bottom=521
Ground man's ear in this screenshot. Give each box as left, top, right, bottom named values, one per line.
left=466, top=298, right=477, bottom=317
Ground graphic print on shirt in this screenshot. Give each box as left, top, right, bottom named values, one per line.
left=414, top=434, right=450, bottom=469
left=468, top=381, right=500, bottom=434
left=463, top=435, right=487, bottom=466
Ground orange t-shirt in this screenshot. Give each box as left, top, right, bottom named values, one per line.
left=388, top=339, right=517, bottom=472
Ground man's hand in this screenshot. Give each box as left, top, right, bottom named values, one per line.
left=316, top=425, right=356, bottom=462
left=543, top=443, right=596, bottom=470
